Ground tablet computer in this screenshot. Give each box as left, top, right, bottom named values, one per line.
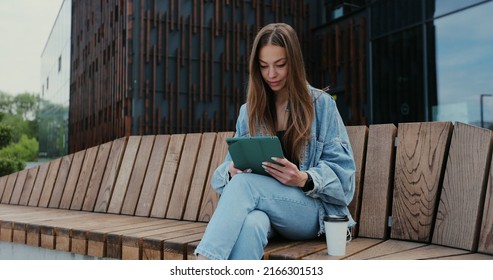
left=226, top=136, right=285, bottom=176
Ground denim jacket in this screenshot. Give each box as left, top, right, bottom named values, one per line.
left=211, top=85, right=356, bottom=234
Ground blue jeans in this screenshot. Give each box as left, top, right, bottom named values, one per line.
left=194, top=173, right=321, bottom=260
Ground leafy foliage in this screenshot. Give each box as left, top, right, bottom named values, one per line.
left=0, top=135, right=39, bottom=161
left=0, top=90, right=40, bottom=176
left=0, top=157, right=24, bottom=177
left=0, top=123, right=13, bottom=148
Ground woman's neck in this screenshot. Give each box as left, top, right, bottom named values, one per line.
left=274, top=89, right=289, bottom=110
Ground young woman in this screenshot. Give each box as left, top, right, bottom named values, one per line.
left=194, top=23, right=356, bottom=260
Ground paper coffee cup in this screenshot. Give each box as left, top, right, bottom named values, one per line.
left=324, top=215, right=350, bottom=256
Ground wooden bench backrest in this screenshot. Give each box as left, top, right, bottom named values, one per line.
left=432, top=122, right=492, bottom=251
left=390, top=122, right=452, bottom=242
left=0, top=132, right=232, bottom=224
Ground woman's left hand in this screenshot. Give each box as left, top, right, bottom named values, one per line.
left=262, top=157, right=307, bottom=187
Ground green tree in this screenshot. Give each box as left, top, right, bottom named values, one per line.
left=0, top=135, right=38, bottom=161
left=0, top=122, right=24, bottom=176
left=0, top=91, right=14, bottom=114
left=0, top=90, right=38, bottom=176
left=0, top=158, right=23, bottom=176
left=0, top=123, right=13, bottom=148
left=13, top=92, right=38, bottom=120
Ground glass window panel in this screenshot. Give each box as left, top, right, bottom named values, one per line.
left=372, top=26, right=426, bottom=124
left=432, top=0, right=487, bottom=18
left=433, top=1, right=493, bottom=128
left=371, top=0, right=423, bottom=38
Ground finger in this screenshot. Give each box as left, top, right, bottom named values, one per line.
left=262, top=161, right=283, bottom=173
left=263, top=163, right=289, bottom=183
left=271, top=157, right=291, bottom=167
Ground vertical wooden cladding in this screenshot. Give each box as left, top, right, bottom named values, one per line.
left=69, top=0, right=309, bottom=154
left=70, top=0, right=127, bottom=153
left=315, top=15, right=367, bottom=126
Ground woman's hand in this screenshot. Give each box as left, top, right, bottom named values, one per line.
left=228, top=161, right=252, bottom=178
left=262, top=157, right=308, bottom=187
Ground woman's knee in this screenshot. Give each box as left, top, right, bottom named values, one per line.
left=236, top=210, right=271, bottom=247
left=244, top=210, right=271, bottom=232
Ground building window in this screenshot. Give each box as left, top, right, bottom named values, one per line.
left=46, top=77, right=49, bottom=90
left=58, top=55, right=62, bottom=72
left=324, top=0, right=365, bottom=22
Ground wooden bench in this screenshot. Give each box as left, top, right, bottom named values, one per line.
left=1, top=122, right=492, bottom=260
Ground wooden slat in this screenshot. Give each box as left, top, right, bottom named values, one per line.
left=432, top=122, right=493, bottom=250
left=102, top=220, right=185, bottom=259
left=36, top=212, right=99, bottom=250
left=48, top=215, right=147, bottom=253
left=106, top=136, right=142, bottom=214
left=1, top=173, right=18, bottom=204
left=0, top=175, right=7, bottom=200
left=150, top=134, right=186, bottom=218
left=345, top=125, right=368, bottom=230
left=0, top=207, right=95, bottom=247
left=166, top=133, right=202, bottom=219
left=269, top=239, right=328, bottom=260
left=182, top=132, right=217, bottom=221
left=59, top=150, right=86, bottom=209
left=37, top=157, right=62, bottom=207
left=431, top=253, right=493, bottom=260
left=86, top=221, right=173, bottom=258
left=162, top=230, right=207, bottom=260
left=345, top=239, right=426, bottom=259
left=141, top=224, right=207, bottom=260
left=120, top=222, right=202, bottom=259
left=90, top=137, right=125, bottom=212
left=9, top=169, right=28, bottom=205
left=121, top=135, right=155, bottom=215
left=478, top=141, right=493, bottom=255
left=186, top=240, right=200, bottom=260
left=52, top=211, right=160, bottom=257
left=83, top=140, right=115, bottom=212
left=13, top=222, right=28, bottom=244
left=135, top=135, right=171, bottom=217
left=391, top=122, right=452, bottom=242
left=18, top=167, right=39, bottom=205
left=358, top=124, right=396, bottom=239
left=302, top=237, right=384, bottom=260
left=49, top=154, right=74, bottom=208
left=262, top=238, right=306, bottom=260
left=62, top=216, right=167, bottom=256
left=28, top=162, right=49, bottom=206
left=0, top=221, right=13, bottom=241
left=372, top=244, right=471, bottom=260
left=198, top=131, right=234, bottom=222
left=70, top=145, right=100, bottom=210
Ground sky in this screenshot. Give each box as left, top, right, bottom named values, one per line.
left=0, top=0, right=64, bottom=96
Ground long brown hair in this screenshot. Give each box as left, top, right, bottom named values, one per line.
left=247, top=23, right=314, bottom=163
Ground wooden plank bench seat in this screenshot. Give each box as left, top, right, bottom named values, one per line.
left=1, top=122, right=492, bottom=260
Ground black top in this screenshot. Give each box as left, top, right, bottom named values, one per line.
left=277, top=130, right=314, bottom=192
left=276, top=130, right=298, bottom=167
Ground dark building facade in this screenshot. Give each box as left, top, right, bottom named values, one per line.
left=67, top=0, right=493, bottom=154
left=69, top=0, right=311, bottom=153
